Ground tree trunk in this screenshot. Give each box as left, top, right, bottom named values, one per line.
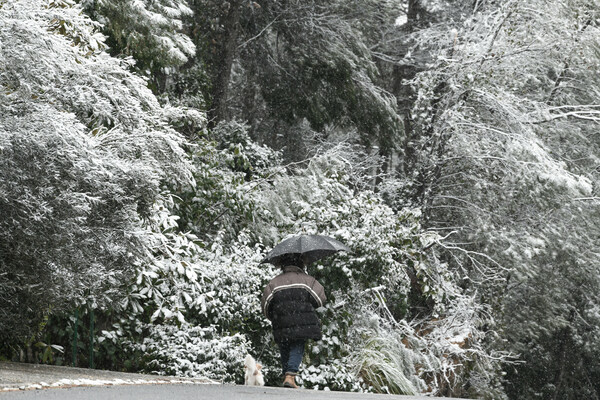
left=208, top=0, right=243, bottom=129
left=407, top=0, right=427, bottom=26
left=552, top=313, right=574, bottom=400
left=582, top=357, right=600, bottom=400
left=552, top=336, right=567, bottom=400
left=26, top=343, right=34, bottom=363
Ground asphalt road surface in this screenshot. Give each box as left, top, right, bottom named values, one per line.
left=0, top=362, right=464, bottom=400
left=0, top=383, right=462, bottom=400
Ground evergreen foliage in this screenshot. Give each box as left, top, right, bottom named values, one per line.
left=1, top=0, right=599, bottom=399
left=0, top=0, right=193, bottom=347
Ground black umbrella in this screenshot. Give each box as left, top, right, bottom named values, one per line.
left=261, top=234, right=351, bottom=266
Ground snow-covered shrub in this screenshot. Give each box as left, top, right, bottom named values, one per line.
left=0, top=0, right=194, bottom=345
left=210, top=120, right=281, bottom=175
left=299, top=358, right=360, bottom=392
left=90, top=125, right=279, bottom=378
left=125, top=323, right=248, bottom=381
left=172, top=121, right=280, bottom=242
left=93, top=142, right=502, bottom=395
left=300, top=303, right=423, bottom=395
left=97, top=212, right=276, bottom=380
left=246, top=146, right=504, bottom=395
left=352, top=334, right=420, bottom=395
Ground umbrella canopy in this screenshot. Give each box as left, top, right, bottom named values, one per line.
left=261, top=234, right=351, bottom=266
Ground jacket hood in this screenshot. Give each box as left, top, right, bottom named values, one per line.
left=281, top=265, right=306, bottom=274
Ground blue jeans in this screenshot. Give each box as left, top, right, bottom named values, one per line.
left=277, top=339, right=305, bottom=375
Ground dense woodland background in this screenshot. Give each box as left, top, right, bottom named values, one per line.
left=1, top=0, right=599, bottom=398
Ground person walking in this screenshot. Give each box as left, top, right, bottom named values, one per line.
left=261, top=257, right=327, bottom=389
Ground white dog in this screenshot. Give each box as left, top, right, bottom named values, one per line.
left=244, top=354, right=265, bottom=386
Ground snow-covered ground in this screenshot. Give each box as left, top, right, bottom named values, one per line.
left=0, top=362, right=216, bottom=392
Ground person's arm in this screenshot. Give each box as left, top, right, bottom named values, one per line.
left=309, top=277, right=327, bottom=307
left=261, top=283, right=273, bottom=319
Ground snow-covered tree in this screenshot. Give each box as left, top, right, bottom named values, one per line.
left=174, top=0, right=403, bottom=159
left=395, top=0, right=600, bottom=397
left=81, top=0, right=196, bottom=91
left=0, top=0, right=196, bottom=347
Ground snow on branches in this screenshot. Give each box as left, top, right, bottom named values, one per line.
left=0, top=0, right=197, bottom=341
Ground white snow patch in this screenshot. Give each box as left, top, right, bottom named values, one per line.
left=395, top=15, right=408, bottom=26
left=2, top=377, right=218, bottom=391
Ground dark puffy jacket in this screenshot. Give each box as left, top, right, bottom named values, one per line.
left=261, top=266, right=327, bottom=341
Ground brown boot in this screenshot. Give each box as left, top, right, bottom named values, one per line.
left=283, top=373, right=298, bottom=389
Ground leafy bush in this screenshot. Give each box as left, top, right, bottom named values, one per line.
left=299, top=358, right=360, bottom=392
left=0, top=0, right=193, bottom=347
left=124, top=323, right=249, bottom=381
